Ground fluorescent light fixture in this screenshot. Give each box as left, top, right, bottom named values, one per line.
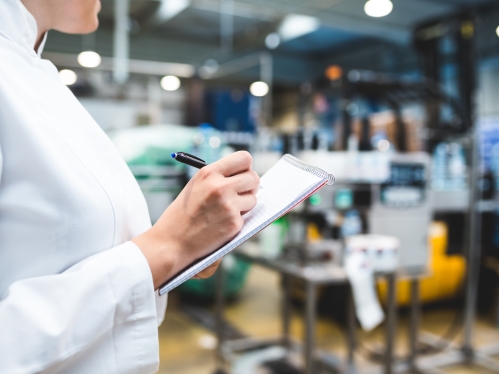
left=155, top=0, right=190, bottom=22
left=128, top=60, right=195, bottom=78
left=278, top=14, right=320, bottom=41
left=59, top=69, right=77, bottom=85
left=43, top=52, right=196, bottom=78
left=364, top=0, right=393, bottom=18
left=77, top=51, right=101, bottom=68
left=496, top=25, right=499, bottom=38
left=250, top=81, right=269, bottom=97
left=161, top=75, right=181, bottom=91
left=265, top=33, right=281, bottom=49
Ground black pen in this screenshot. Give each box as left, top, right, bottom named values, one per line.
left=171, top=152, right=208, bottom=169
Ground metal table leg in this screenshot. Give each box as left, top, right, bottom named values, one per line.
left=304, top=280, right=317, bottom=374
left=281, top=274, right=292, bottom=350
left=408, top=278, right=420, bottom=371
left=347, top=285, right=357, bottom=371
left=462, top=130, right=482, bottom=361
left=385, top=273, right=397, bottom=374
left=215, top=262, right=226, bottom=370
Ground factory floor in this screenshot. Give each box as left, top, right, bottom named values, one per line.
left=157, top=265, right=499, bottom=374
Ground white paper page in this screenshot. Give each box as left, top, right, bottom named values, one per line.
left=345, top=252, right=385, bottom=331
left=159, top=157, right=325, bottom=294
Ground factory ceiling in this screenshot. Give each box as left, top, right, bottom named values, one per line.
left=43, top=0, right=499, bottom=84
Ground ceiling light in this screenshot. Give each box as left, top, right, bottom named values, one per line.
left=59, top=69, right=77, bottom=85
left=364, top=0, right=393, bottom=18
left=496, top=25, right=499, bottom=38
left=193, top=132, right=205, bottom=144
left=377, top=139, right=390, bottom=152
left=161, top=75, right=181, bottom=91
left=197, top=335, right=217, bottom=350
left=155, top=0, right=190, bottom=22
left=278, top=14, right=320, bottom=41
left=325, top=65, right=343, bottom=81
left=209, top=136, right=221, bottom=148
left=77, top=51, right=101, bottom=68
left=265, top=33, right=280, bottom=49
left=250, top=81, right=269, bottom=97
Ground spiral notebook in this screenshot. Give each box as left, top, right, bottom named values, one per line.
left=159, top=154, right=335, bottom=295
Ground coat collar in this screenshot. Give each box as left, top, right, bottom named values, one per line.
left=0, top=0, right=47, bottom=57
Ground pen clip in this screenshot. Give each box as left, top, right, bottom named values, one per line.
left=179, top=152, right=207, bottom=164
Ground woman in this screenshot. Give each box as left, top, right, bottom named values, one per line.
left=0, top=0, right=259, bottom=372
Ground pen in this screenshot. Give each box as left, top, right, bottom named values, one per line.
left=173, top=151, right=263, bottom=198
left=171, top=152, right=208, bottom=169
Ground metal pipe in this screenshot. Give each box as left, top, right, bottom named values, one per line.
left=281, top=274, right=291, bottom=349
left=113, top=0, right=130, bottom=84
left=220, top=0, right=234, bottom=53
left=260, top=52, right=273, bottom=127
left=304, top=280, right=316, bottom=374
left=215, top=261, right=226, bottom=368
left=409, top=278, right=420, bottom=369
left=347, top=285, right=356, bottom=368
left=462, top=130, right=482, bottom=359
left=385, top=273, right=397, bottom=374
left=147, top=76, right=162, bottom=124
left=340, top=99, right=352, bottom=150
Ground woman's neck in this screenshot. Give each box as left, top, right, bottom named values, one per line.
left=34, top=31, right=46, bottom=52
left=21, top=0, right=51, bottom=52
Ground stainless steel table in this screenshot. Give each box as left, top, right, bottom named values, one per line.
left=214, top=244, right=399, bottom=374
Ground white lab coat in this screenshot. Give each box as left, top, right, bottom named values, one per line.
left=0, top=0, right=167, bottom=372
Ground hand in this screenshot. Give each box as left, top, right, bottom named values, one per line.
left=133, top=151, right=259, bottom=289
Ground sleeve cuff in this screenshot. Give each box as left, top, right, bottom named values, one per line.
left=99, top=241, right=160, bottom=373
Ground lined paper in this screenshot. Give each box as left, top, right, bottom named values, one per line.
left=159, top=156, right=329, bottom=295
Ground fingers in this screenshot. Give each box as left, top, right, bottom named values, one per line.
left=250, top=171, right=260, bottom=195
left=237, top=193, right=257, bottom=214
left=193, top=259, right=222, bottom=279
left=212, top=151, right=252, bottom=177
left=229, top=170, right=260, bottom=194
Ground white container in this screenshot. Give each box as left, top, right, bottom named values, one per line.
left=344, top=235, right=399, bottom=273
left=259, top=222, right=284, bottom=259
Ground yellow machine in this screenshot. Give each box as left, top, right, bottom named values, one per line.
left=378, top=221, right=466, bottom=306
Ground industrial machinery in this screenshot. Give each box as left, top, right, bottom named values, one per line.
left=369, top=153, right=432, bottom=274
left=300, top=151, right=432, bottom=273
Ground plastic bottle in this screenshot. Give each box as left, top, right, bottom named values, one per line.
left=432, top=142, right=447, bottom=191
left=448, top=143, right=466, bottom=190
left=341, top=210, right=362, bottom=238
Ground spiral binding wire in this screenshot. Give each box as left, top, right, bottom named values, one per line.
left=283, top=154, right=335, bottom=185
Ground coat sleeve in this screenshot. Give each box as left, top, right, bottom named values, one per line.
left=0, top=238, right=161, bottom=373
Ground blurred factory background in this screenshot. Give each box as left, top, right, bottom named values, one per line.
left=44, top=0, right=499, bottom=373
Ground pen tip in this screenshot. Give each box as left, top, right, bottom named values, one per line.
left=171, top=153, right=177, bottom=159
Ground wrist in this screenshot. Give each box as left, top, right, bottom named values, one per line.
left=132, top=227, right=180, bottom=290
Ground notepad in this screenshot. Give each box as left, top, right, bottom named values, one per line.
left=159, top=154, right=334, bottom=295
